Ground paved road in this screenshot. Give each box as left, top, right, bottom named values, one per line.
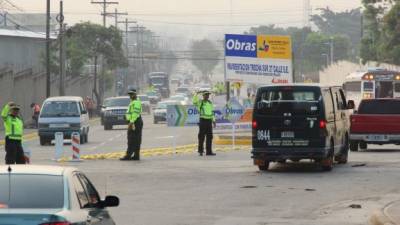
left=0, top=114, right=198, bottom=163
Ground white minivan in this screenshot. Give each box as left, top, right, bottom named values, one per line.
left=38, top=96, right=90, bottom=146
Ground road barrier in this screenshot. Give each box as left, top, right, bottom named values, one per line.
left=22, top=143, right=31, bottom=164
left=71, top=132, right=82, bottom=162
left=54, top=132, right=64, bottom=161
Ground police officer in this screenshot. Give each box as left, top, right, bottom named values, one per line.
left=1, top=103, right=25, bottom=164
left=193, top=90, right=216, bottom=156
left=120, top=89, right=143, bottom=161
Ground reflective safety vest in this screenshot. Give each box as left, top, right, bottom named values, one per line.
left=1, top=105, right=23, bottom=141
left=192, top=94, right=215, bottom=121
left=125, top=99, right=142, bottom=123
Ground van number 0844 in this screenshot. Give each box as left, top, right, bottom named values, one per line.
left=257, top=130, right=270, bottom=141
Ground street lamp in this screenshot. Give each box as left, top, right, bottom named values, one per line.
left=323, top=37, right=334, bottom=65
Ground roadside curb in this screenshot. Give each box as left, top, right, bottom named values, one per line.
left=214, top=135, right=251, bottom=145
left=370, top=201, right=400, bottom=225
left=58, top=144, right=251, bottom=161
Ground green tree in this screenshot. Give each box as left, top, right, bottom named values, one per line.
left=311, top=7, right=362, bottom=60
left=190, top=39, right=221, bottom=82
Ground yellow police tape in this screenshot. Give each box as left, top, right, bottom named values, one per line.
left=57, top=144, right=250, bottom=162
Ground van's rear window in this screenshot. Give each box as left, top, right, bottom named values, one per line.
left=358, top=100, right=400, bottom=114
left=255, top=88, right=321, bottom=115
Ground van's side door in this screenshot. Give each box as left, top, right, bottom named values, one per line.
left=79, top=101, right=89, bottom=131
left=322, top=88, right=336, bottom=148
left=332, top=87, right=347, bottom=153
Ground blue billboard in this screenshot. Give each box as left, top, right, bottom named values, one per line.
left=225, top=34, right=257, bottom=58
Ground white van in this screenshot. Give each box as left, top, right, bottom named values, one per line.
left=38, top=96, right=90, bottom=146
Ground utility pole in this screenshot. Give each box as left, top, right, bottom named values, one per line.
left=57, top=0, right=66, bottom=96
left=330, top=37, right=334, bottom=65
left=46, top=0, right=51, bottom=97
left=91, top=0, right=119, bottom=27
left=103, top=8, right=127, bottom=27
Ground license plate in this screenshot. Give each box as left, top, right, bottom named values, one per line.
left=49, top=124, right=69, bottom=128
left=367, top=135, right=388, bottom=142
left=281, top=131, right=294, bottom=138
left=118, top=116, right=124, bottom=120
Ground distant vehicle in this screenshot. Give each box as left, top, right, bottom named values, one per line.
left=169, top=95, right=189, bottom=105
left=38, top=96, right=90, bottom=145
left=138, top=94, right=151, bottom=114
left=252, top=84, right=352, bottom=171
left=153, top=101, right=169, bottom=124
left=101, top=96, right=130, bottom=130
left=148, top=72, right=170, bottom=98
left=175, top=86, right=192, bottom=97
left=350, top=98, right=400, bottom=151
left=343, top=69, right=400, bottom=108
left=170, top=78, right=181, bottom=85
left=146, top=91, right=162, bottom=104
left=0, top=165, right=119, bottom=225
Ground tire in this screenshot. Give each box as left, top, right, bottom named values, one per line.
left=350, top=141, right=359, bottom=152
left=104, top=124, right=112, bottom=130
left=80, top=134, right=85, bottom=144
left=359, top=141, right=367, bottom=150
left=85, top=133, right=89, bottom=143
left=258, top=161, right=270, bottom=171
left=40, top=136, right=47, bottom=146
left=336, top=135, right=349, bottom=164
left=321, top=143, right=334, bottom=171
left=154, top=119, right=158, bottom=124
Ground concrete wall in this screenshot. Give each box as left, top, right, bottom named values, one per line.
left=0, top=68, right=94, bottom=128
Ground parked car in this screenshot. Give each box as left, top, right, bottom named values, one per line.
left=38, top=96, right=90, bottom=145
left=0, top=165, right=119, bottom=225
left=349, top=98, right=400, bottom=151
left=252, top=84, right=352, bottom=171
left=138, top=95, right=151, bottom=114
left=101, top=96, right=130, bottom=130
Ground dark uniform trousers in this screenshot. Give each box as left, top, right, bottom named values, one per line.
left=198, top=118, right=213, bottom=154
left=5, top=137, right=25, bottom=164
left=127, top=116, right=143, bottom=159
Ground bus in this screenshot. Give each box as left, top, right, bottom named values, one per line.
left=343, top=69, right=400, bottom=107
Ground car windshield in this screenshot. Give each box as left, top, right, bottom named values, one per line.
left=157, top=103, right=168, bottom=109
left=176, top=88, right=189, bottom=92
left=358, top=100, right=400, bottom=114
left=104, top=98, right=130, bottom=107
left=147, top=92, right=157, bottom=97
left=150, top=77, right=166, bottom=85
left=0, top=174, right=64, bottom=209
left=170, top=96, right=185, bottom=101
left=40, top=101, right=79, bottom=117
left=138, top=95, right=149, bottom=101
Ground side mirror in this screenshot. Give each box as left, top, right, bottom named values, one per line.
left=347, top=100, right=355, bottom=110
left=102, top=195, right=119, bottom=208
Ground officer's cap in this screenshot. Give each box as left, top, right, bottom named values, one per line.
left=10, top=105, right=21, bottom=110
left=202, top=90, right=211, bottom=95
left=127, top=89, right=137, bottom=95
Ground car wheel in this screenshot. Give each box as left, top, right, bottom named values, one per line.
left=80, top=134, right=85, bottom=144
left=336, top=135, right=349, bottom=164
left=104, top=124, right=112, bottom=130
left=154, top=119, right=158, bottom=124
left=40, top=136, right=47, bottom=146
left=349, top=141, right=359, bottom=152
left=321, top=142, right=334, bottom=171
left=258, top=161, right=270, bottom=171
left=85, top=133, right=89, bottom=143
left=359, top=141, right=367, bottom=150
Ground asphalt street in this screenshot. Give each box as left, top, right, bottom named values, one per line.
left=1, top=115, right=400, bottom=225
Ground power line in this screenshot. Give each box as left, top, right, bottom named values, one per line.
left=90, top=0, right=118, bottom=27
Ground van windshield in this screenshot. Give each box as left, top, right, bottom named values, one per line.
left=40, top=101, right=80, bottom=117
left=255, top=88, right=321, bottom=115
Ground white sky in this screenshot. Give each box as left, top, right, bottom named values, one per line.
left=8, top=0, right=361, bottom=39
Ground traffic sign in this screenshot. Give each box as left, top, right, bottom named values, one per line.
left=223, top=98, right=245, bottom=123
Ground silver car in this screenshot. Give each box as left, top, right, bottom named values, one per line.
left=0, top=165, right=119, bottom=225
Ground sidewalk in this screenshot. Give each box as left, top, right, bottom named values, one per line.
left=370, top=200, right=400, bottom=225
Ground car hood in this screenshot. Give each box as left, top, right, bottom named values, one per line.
left=38, top=117, right=81, bottom=124
left=104, top=106, right=129, bottom=111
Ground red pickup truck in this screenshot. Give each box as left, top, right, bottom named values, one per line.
left=349, top=98, right=400, bottom=151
